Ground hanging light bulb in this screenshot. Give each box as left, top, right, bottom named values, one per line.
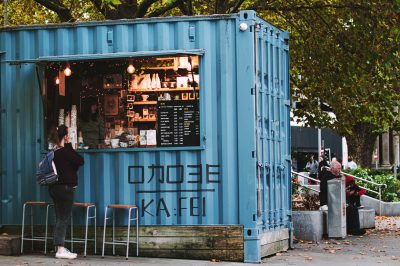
left=55, top=76, right=60, bottom=85
left=127, top=64, right=135, bottom=74
left=64, top=65, right=72, bottom=76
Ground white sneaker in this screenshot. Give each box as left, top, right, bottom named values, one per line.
left=319, top=205, right=328, bottom=211
left=55, top=248, right=77, bottom=259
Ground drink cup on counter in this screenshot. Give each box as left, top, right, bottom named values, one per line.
left=111, top=138, right=120, bottom=148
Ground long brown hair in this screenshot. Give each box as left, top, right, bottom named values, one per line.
left=48, top=125, right=68, bottom=144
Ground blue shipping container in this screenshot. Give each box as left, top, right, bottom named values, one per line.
left=0, top=11, right=290, bottom=262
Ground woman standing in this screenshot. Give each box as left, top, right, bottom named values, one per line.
left=48, top=125, right=84, bottom=259
left=78, top=97, right=105, bottom=149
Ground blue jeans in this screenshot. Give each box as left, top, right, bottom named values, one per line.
left=49, top=185, right=75, bottom=247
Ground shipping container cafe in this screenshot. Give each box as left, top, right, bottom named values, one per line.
left=0, top=11, right=291, bottom=262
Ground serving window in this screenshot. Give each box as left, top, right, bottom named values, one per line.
left=43, top=55, right=200, bottom=150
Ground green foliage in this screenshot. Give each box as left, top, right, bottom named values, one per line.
left=102, top=0, right=122, bottom=10
left=0, top=0, right=58, bottom=26
left=347, top=168, right=400, bottom=202
left=3, top=0, right=399, bottom=166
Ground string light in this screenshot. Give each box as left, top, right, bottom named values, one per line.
left=64, top=64, right=72, bottom=76
left=127, top=64, right=135, bottom=74
left=55, top=76, right=60, bottom=84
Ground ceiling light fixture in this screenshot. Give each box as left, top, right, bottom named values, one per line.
left=64, top=65, right=72, bottom=76
left=127, top=64, right=135, bottom=74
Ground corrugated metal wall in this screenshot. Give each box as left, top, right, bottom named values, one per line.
left=0, top=12, right=290, bottom=261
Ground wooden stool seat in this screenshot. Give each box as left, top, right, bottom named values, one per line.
left=25, top=201, right=49, bottom=205
left=73, top=202, right=95, bottom=207
left=107, top=204, right=137, bottom=209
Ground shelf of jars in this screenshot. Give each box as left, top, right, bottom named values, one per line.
left=127, top=117, right=157, bottom=122
left=129, top=87, right=199, bottom=93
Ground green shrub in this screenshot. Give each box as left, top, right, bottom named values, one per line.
left=346, top=168, right=400, bottom=202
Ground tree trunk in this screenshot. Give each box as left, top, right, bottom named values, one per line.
left=345, top=123, right=378, bottom=168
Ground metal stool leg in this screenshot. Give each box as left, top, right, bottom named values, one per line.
left=102, top=206, right=108, bottom=258
left=44, top=204, right=51, bottom=254
left=136, top=207, right=139, bottom=256
left=30, top=206, right=34, bottom=251
left=101, top=204, right=139, bottom=259
left=84, top=206, right=89, bottom=257
left=94, top=206, right=97, bottom=254
left=112, top=209, right=116, bottom=255
left=21, top=204, right=26, bottom=254
left=126, top=208, right=131, bottom=260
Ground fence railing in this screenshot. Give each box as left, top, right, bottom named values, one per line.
left=338, top=169, right=386, bottom=214
left=291, top=167, right=386, bottom=214
left=291, top=171, right=320, bottom=193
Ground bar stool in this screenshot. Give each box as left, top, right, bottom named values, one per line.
left=67, top=202, right=97, bottom=257
left=21, top=201, right=53, bottom=254
left=102, top=204, right=139, bottom=259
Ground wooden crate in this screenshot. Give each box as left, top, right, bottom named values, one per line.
left=0, top=234, right=21, bottom=256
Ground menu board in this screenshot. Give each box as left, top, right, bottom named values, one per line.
left=157, top=100, right=200, bottom=147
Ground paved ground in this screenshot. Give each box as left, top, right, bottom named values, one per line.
left=1, top=216, right=399, bottom=266
left=264, top=216, right=400, bottom=266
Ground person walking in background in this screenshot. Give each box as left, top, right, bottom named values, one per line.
left=305, top=154, right=318, bottom=184
left=48, top=125, right=84, bottom=259
left=346, top=156, right=358, bottom=170
left=317, top=155, right=329, bottom=180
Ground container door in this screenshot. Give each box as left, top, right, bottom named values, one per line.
left=255, top=25, right=291, bottom=231
left=0, top=53, right=2, bottom=222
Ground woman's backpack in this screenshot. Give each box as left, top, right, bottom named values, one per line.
left=36, top=150, right=59, bottom=186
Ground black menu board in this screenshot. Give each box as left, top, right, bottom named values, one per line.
left=157, top=100, right=200, bottom=147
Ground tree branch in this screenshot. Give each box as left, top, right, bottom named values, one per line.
left=228, top=0, right=246, bottom=13
left=248, top=3, right=371, bottom=12
left=136, top=0, right=158, bottom=18
left=34, top=0, right=74, bottom=22
left=146, top=0, right=181, bottom=17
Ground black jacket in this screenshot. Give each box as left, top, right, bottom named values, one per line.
left=53, top=143, right=84, bottom=186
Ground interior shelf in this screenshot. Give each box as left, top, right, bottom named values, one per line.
left=129, top=118, right=157, bottom=122
left=129, top=87, right=198, bottom=92
left=133, top=101, right=158, bottom=105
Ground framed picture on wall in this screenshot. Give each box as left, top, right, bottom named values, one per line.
left=104, top=95, right=119, bottom=116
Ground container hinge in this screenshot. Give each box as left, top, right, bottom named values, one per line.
left=107, top=30, right=113, bottom=45
left=251, top=88, right=255, bottom=95
left=189, top=25, right=196, bottom=42
left=252, top=151, right=256, bottom=158
left=284, top=100, right=291, bottom=106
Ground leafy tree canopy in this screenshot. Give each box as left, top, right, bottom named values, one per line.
left=1, top=0, right=399, bottom=166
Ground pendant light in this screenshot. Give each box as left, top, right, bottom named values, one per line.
left=64, top=64, right=72, bottom=76
left=127, top=64, right=135, bottom=74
